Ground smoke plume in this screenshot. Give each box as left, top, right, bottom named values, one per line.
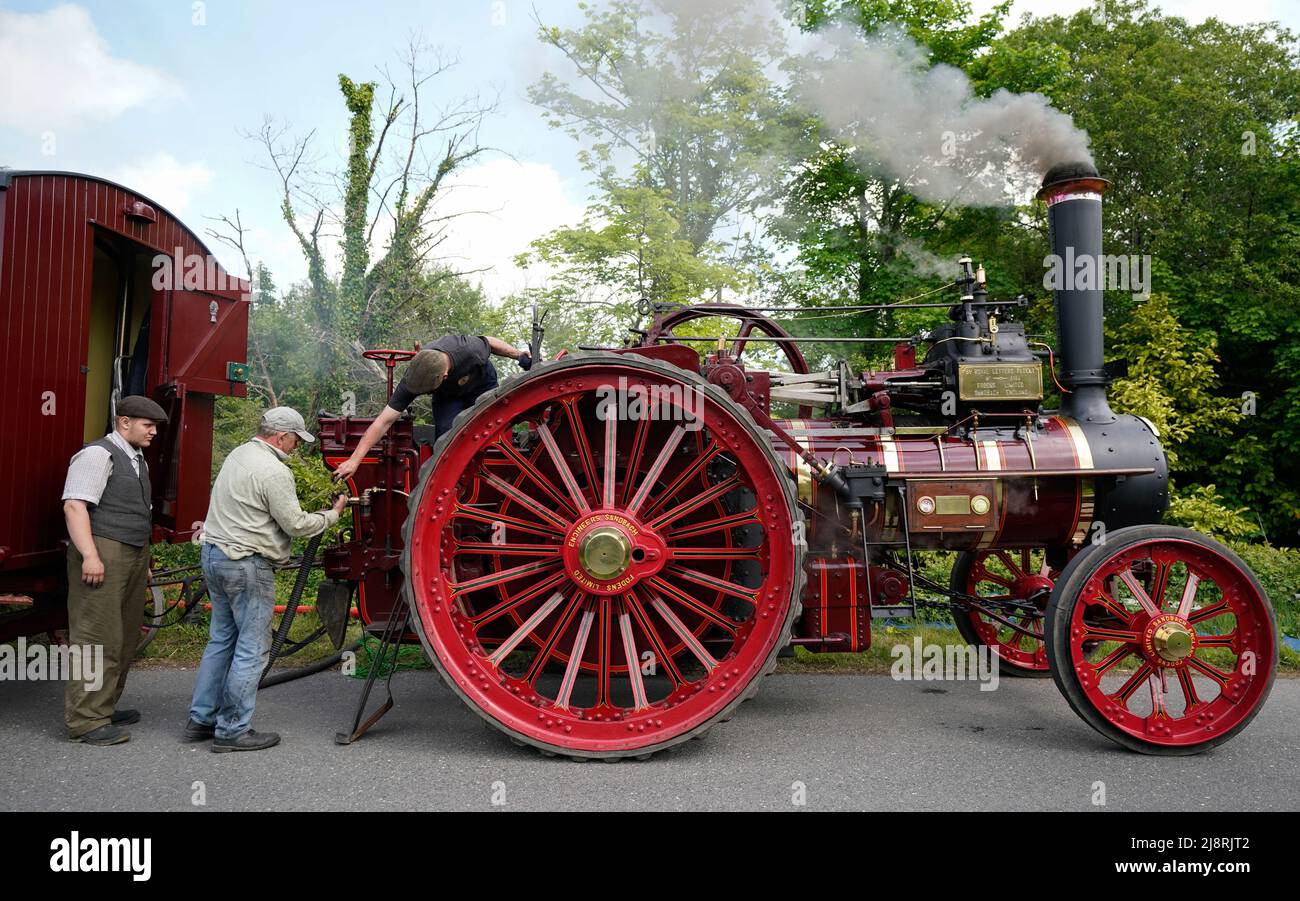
left=606, top=0, right=1093, bottom=207
left=794, top=24, right=1093, bottom=206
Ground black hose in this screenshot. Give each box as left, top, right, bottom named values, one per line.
left=275, top=624, right=328, bottom=656
left=260, top=531, right=323, bottom=686
left=259, top=638, right=362, bottom=689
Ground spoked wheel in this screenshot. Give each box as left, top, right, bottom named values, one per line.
left=134, top=583, right=169, bottom=654
left=642, top=304, right=814, bottom=418
left=135, top=569, right=208, bottom=655
left=403, top=352, right=804, bottom=759
left=951, top=549, right=1058, bottom=677
left=1045, top=525, right=1277, bottom=755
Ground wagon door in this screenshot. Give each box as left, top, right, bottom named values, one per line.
left=144, top=278, right=250, bottom=540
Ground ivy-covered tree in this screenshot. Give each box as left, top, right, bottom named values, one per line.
left=251, top=39, right=497, bottom=417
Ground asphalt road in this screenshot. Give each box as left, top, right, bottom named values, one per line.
left=1, top=667, right=1296, bottom=811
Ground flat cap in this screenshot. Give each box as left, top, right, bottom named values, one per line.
left=116, top=395, right=169, bottom=422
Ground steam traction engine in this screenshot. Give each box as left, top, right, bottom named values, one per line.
left=321, top=163, right=1277, bottom=759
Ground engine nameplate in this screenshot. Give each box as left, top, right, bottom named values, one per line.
left=957, top=362, right=1043, bottom=401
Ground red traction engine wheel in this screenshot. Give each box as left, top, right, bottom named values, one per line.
left=402, top=353, right=804, bottom=759
left=951, top=549, right=1057, bottom=678
left=1045, top=525, right=1277, bottom=755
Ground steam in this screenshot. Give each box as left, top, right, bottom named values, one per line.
left=795, top=24, right=1093, bottom=206
left=580, top=0, right=1094, bottom=208
left=893, top=238, right=962, bottom=279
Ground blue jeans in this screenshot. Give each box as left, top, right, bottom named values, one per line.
left=189, top=543, right=277, bottom=739
left=432, top=363, right=498, bottom=438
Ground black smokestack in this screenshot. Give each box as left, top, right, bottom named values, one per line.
left=1038, top=161, right=1113, bottom=422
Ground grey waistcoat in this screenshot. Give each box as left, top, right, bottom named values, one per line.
left=88, top=437, right=153, bottom=547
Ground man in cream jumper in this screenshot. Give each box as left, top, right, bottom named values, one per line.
left=185, top=407, right=345, bottom=752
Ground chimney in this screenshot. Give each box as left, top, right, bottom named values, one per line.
left=1038, top=161, right=1114, bottom=423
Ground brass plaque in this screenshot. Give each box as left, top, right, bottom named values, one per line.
left=957, top=362, right=1044, bottom=401
left=935, top=495, right=971, bottom=515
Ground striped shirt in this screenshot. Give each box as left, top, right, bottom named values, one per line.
left=62, top=431, right=147, bottom=506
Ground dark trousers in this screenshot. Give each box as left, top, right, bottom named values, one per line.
left=65, top=536, right=149, bottom=737
left=432, top=363, right=499, bottom=438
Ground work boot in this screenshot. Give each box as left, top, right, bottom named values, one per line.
left=111, top=709, right=141, bottom=726
left=70, top=724, right=130, bottom=746
left=211, top=729, right=281, bottom=753
left=181, top=719, right=216, bottom=742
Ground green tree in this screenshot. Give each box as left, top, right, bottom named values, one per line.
left=525, top=0, right=797, bottom=315
left=769, top=2, right=1027, bottom=302
left=1106, top=293, right=1242, bottom=485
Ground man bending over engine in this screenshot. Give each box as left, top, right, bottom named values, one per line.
left=332, top=335, right=530, bottom=482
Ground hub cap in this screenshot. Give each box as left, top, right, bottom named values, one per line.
left=580, top=527, right=631, bottom=579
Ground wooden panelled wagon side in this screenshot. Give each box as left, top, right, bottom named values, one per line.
left=0, top=170, right=250, bottom=642
left=321, top=161, right=1277, bottom=760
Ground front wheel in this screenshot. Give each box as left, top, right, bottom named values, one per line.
left=1045, top=525, right=1277, bottom=755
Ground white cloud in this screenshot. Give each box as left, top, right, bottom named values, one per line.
left=109, top=152, right=213, bottom=216
left=426, top=158, right=586, bottom=303
left=230, top=159, right=584, bottom=298
left=0, top=4, right=182, bottom=134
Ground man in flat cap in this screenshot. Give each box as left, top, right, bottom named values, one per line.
left=332, top=334, right=530, bottom=482
left=61, top=394, right=169, bottom=745
left=185, top=407, right=345, bottom=752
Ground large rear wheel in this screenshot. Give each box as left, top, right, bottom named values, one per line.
left=403, top=353, right=804, bottom=759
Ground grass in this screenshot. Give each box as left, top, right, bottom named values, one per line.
left=134, top=615, right=363, bottom=670
left=127, top=610, right=1300, bottom=675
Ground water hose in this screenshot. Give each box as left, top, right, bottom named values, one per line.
left=259, top=531, right=323, bottom=686
left=258, top=638, right=363, bottom=689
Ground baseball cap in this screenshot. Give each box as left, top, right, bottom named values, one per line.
left=260, top=406, right=315, bottom=442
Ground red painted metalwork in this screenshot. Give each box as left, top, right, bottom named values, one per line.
left=801, top=556, right=871, bottom=652
left=0, top=171, right=248, bottom=639
left=317, top=414, right=419, bottom=637
left=772, top=417, right=1101, bottom=551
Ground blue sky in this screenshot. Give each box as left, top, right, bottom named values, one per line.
left=3, top=0, right=1297, bottom=298
left=0, top=0, right=596, bottom=295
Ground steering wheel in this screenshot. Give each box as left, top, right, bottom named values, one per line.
left=363, top=348, right=419, bottom=399
left=363, top=349, right=418, bottom=364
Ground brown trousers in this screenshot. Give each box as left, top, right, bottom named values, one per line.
left=64, top=536, right=149, bottom=737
